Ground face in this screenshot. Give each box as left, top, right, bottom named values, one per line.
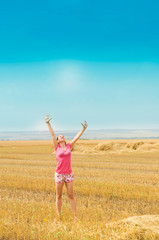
left=57, top=135, right=66, bottom=144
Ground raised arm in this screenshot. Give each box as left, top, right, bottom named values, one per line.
left=45, top=115, right=58, bottom=149
left=70, top=120, right=88, bottom=148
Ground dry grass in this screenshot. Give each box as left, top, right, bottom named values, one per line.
left=0, top=139, right=159, bottom=240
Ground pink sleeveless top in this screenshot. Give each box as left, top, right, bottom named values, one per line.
left=55, top=143, right=72, bottom=174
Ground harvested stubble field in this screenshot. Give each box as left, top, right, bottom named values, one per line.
left=0, top=139, right=159, bottom=240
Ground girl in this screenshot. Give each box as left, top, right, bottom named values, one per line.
left=45, top=115, right=88, bottom=221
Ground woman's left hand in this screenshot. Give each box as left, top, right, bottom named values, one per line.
left=81, top=120, right=88, bottom=130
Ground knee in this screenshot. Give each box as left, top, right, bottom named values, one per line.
left=56, top=194, right=62, bottom=200
left=68, top=193, right=74, bottom=200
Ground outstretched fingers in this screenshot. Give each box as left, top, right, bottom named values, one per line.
left=45, top=114, right=52, bottom=123
left=81, top=120, right=88, bottom=129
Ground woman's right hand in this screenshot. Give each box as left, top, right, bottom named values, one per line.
left=45, top=114, right=52, bottom=124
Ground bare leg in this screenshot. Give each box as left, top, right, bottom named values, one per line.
left=55, top=182, right=64, bottom=219
left=65, top=181, right=77, bottom=220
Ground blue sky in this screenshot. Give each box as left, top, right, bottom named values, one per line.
left=0, top=0, right=159, bottom=131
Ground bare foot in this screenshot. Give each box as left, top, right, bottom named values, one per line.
left=57, top=214, right=61, bottom=221
left=74, top=216, right=79, bottom=222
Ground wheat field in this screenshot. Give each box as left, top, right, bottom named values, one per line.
left=0, top=139, right=159, bottom=240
